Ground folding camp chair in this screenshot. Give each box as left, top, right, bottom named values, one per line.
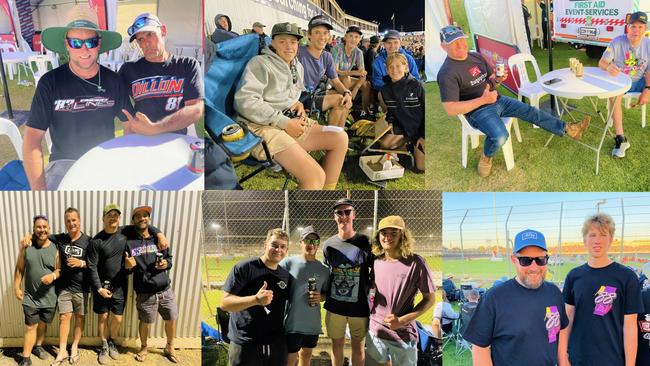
left=204, top=33, right=289, bottom=189
left=359, top=116, right=415, bottom=167
left=416, top=321, right=442, bottom=366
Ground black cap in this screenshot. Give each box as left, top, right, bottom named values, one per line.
left=382, top=29, right=401, bottom=42
left=346, top=25, right=363, bottom=35
left=333, top=198, right=354, bottom=210
left=271, top=22, right=303, bottom=40
left=300, top=225, right=320, bottom=241
left=370, top=35, right=380, bottom=44
left=308, top=14, right=333, bottom=31
left=629, top=11, right=648, bottom=24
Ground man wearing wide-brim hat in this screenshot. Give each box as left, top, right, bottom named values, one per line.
left=22, top=4, right=134, bottom=191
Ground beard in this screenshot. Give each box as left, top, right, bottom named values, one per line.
left=519, top=269, right=546, bottom=289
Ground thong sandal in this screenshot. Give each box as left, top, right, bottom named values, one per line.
left=69, top=352, right=81, bottom=364
left=163, top=347, right=179, bottom=363
left=50, top=356, right=68, bottom=366
left=134, top=350, right=147, bottom=362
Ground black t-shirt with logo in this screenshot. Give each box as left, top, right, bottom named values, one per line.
left=27, top=64, right=133, bottom=161
left=223, top=257, right=292, bottom=346
left=119, top=55, right=203, bottom=135
left=638, top=287, right=650, bottom=366
left=563, top=262, right=644, bottom=366
left=437, top=52, right=494, bottom=114
left=51, top=232, right=90, bottom=293
left=463, top=279, right=568, bottom=366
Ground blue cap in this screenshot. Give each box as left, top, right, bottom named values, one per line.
left=382, top=29, right=401, bottom=42
left=514, top=229, right=547, bottom=253
left=439, top=25, right=467, bottom=44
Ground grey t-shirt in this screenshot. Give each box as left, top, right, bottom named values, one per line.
left=23, top=241, right=58, bottom=308
left=298, top=45, right=338, bottom=91
left=602, top=35, right=650, bottom=82
left=279, top=255, right=331, bottom=335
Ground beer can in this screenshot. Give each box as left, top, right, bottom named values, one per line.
left=156, top=252, right=164, bottom=264
left=495, top=62, right=505, bottom=77
left=308, top=277, right=317, bottom=307
left=103, top=280, right=112, bottom=291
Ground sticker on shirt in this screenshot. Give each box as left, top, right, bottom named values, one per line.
left=54, top=97, right=115, bottom=112
left=593, top=285, right=617, bottom=316
left=277, top=280, right=287, bottom=290
left=621, top=50, right=648, bottom=78
left=467, top=66, right=487, bottom=87
left=63, top=245, right=83, bottom=258
left=331, top=264, right=360, bottom=302
left=130, top=76, right=185, bottom=111
left=545, top=305, right=561, bottom=343
left=639, top=314, right=650, bottom=346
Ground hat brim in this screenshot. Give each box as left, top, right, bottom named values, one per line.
left=377, top=224, right=404, bottom=231
left=132, top=206, right=152, bottom=217
left=103, top=209, right=121, bottom=216
left=443, top=34, right=468, bottom=45
left=42, top=26, right=122, bottom=55
left=515, top=243, right=547, bottom=253
left=272, top=32, right=303, bottom=40
left=347, top=30, right=363, bottom=36
left=129, top=25, right=161, bottom=42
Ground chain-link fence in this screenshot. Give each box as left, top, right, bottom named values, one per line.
left=443, top=194, right=650, bottom=284
left=202, top=190, right=442, bottom=258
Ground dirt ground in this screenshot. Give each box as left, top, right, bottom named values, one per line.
left=0, top=346, right=200, bottom=366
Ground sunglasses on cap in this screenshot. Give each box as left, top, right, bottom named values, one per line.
left=66, top=36, right=100, bottom=49
left=334, top=209, right=354, bottom=217
left=33, top=214, right=48, bottom=223
left=304, top=238, right=320, bottom=245
left=128, top=16, right=161, bottom=36
left=515, top=255, right=549, bottom=267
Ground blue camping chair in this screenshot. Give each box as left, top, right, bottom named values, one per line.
left=0, top=160, right=30, bottom=190
left=204, top=33, right=288, bottom=189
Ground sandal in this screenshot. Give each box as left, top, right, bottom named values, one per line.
left=69, top=352, right=80, bottom=364
left=50, top=355, right=68, bottom=366
left=134, top=349, right=147, bottom=362
left=163, top=347, right=179, bottom=363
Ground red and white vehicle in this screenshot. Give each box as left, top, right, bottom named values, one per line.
left=553, top=0, right=650, bottom=57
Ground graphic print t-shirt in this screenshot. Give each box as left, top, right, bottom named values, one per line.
left=563, top=262, right=644, bottom=366
left=437, top=52, right=494, bottom=114
left=602, top=35, right=650, bottom=82
left=637, top=287, right=650, bottom=366
left=51, top=232, right=91, bottom=293
left=463, top=279, right=568, bottom=366
left=119, top=55, right=203, bottom=134
left=322, top=233, right=372, bottom=317
left=27, top=64, right=133, bottom=161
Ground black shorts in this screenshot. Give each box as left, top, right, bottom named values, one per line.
left=228, top=336, right=287, bottom=366
left=23, top=304, right=56, bottom=325
left=93, top=294, right=126, bottom=315
left=286, top=333, right=319, bottom=353
left=299, top=91, right=325, bottom=112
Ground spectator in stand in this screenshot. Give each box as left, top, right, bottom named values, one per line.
left=211, top=13, right=238, bottom=44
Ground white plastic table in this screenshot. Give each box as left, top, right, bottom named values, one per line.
left=539, top=67, right=631, bottom=175
left=58, top=133, right=204, bottom=190
left=1, top=51, right=37, bottom=82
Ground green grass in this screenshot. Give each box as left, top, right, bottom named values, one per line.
left=426, top=3, right=650, bottom=191
left=201, top=256, right=440, bottom=330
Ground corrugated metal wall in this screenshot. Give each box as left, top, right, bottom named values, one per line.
left=0, top=191, right=201, bottom=347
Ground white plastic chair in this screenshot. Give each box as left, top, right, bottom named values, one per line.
left=622, top=93, right=646, bottom=128
left=0, top=117, right=23, bottom=159
left=0, top=42, right=18, bottom=80
left=28, top=55, right=51, bottom=86
left=508, top=53, right=549, bottom=134
left=457, top=115, right=515, bottom=171
left=45, top=48, right=59, bottom=68
left=187, top=124, right=198, bottom=137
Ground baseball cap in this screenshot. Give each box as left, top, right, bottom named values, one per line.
left=382, top=29, right=401, bottom=42
left=300, top=225, right=320, bottom=241
left=308, top=14, right=333, bottom=31
left=103, top=203, right=121, bottom=216
left=333, top=198, right=355, bottom=210
left=33, top=214, right=48, bottom=223
left=439, top=25, right=467, bottom=44
left=377, top=216, right=405, bottom=231
left=370, top=35, right=380, bottom=44
left=346, top=25, right=363, bottom=36
left=253, top=21, right=266, bottom=28
left=629, top=11, right=648, bottom=24
left=127, top=13, right=163, bottom=42
left=131, top=205, right=152, bottom=218
left=271, top=22, right=303, bottom=40
left=513, top=229, right=547, bottom=253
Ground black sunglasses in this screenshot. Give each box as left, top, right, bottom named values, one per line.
left=515, top=255, right=549, bottom=267
left=128, top=16, right=161, bottom=36
left=66, top=37, right=100, bottom=49
left=334, top=209, right=353, bottom=217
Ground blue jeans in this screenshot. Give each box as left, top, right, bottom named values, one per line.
left=628, top=77, right=645, bottom=93
left=467, top=96, right=566, bottom=157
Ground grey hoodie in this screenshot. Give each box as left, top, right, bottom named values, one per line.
left=211, top=13, right=238, bottom=44
left=234, top=46, right=304, bottom=130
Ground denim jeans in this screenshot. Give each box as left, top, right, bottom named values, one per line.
left=467, top=96, right=566, bottom=157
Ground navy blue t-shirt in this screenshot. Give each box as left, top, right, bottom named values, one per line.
left=463, top=279, right=568, bottom=366
left=638, top=287, right=650, bottom=366
left=119, top=55, right=203, bottom=135
left=563, top=262, right=644, bottom=366
left=223, top=257, right=291, bottom=346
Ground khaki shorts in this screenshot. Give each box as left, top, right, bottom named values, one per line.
left=136, top=287, right=178, bottom=323
left=325, top=311, right=368, bottom=341
left=57, top=289, right=88, bottom=315
left=247, top=119, right=314, bottom=160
